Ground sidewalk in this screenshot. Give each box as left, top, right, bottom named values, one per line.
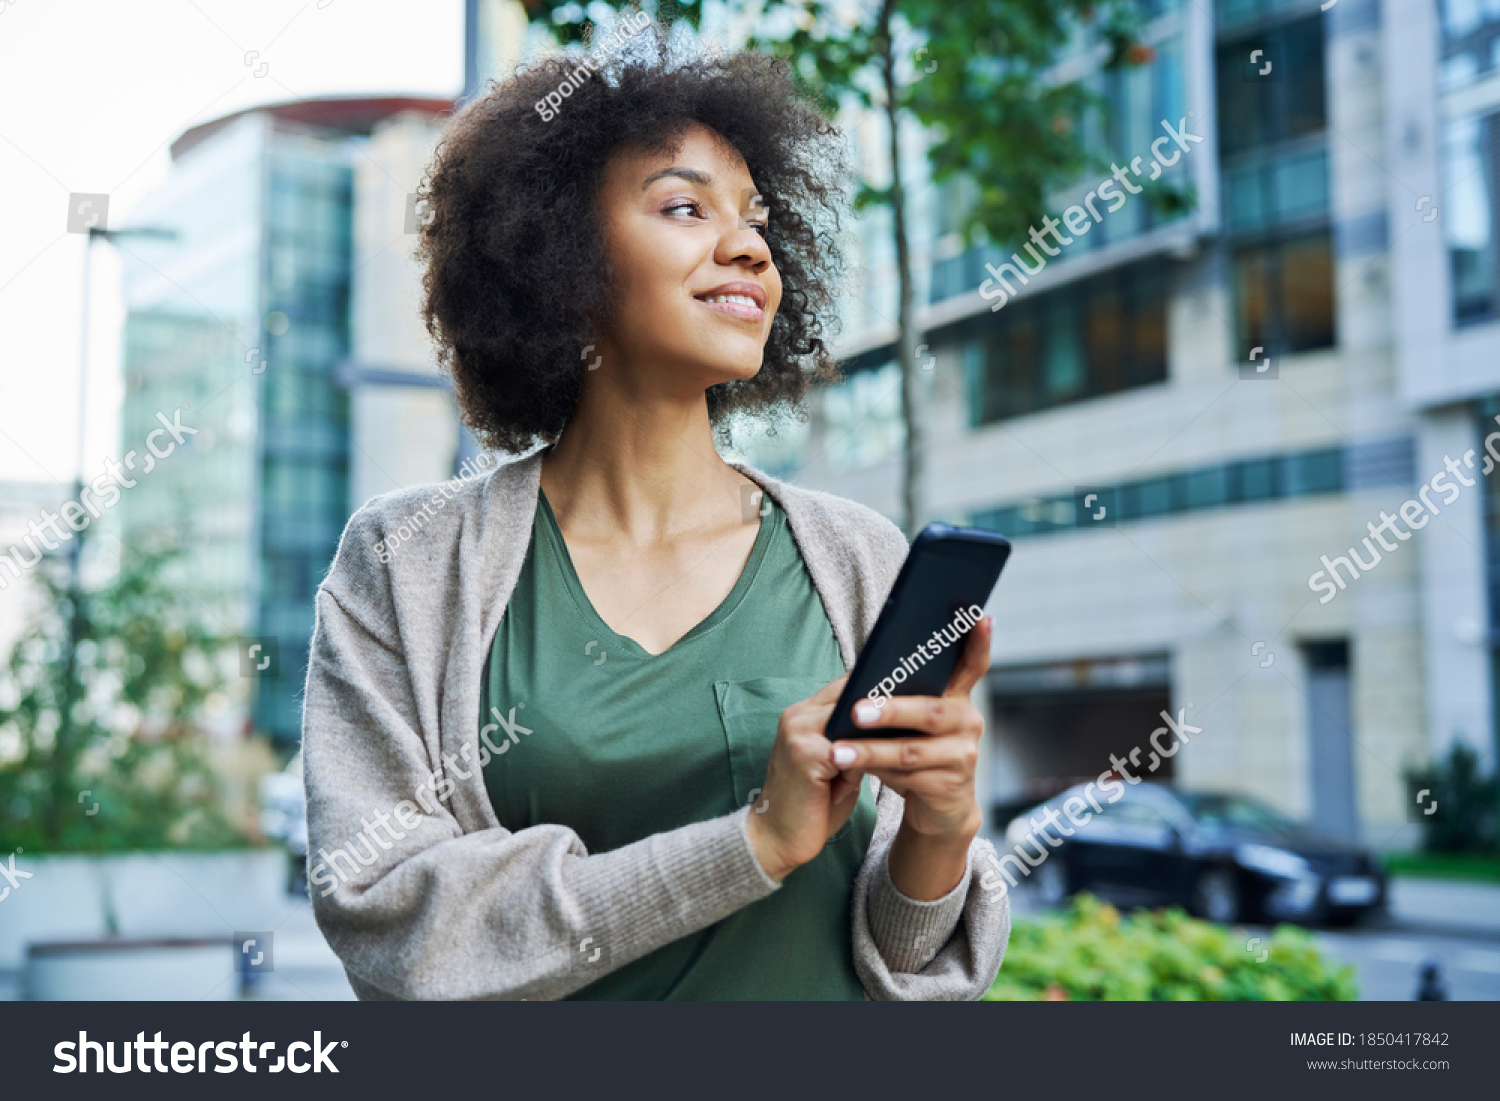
left=1384, top=877, right=1500, bottom=937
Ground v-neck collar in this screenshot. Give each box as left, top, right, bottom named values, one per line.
left=534, top=485, right=778, bottom=659
left=478, top=448, right=867, bottom=673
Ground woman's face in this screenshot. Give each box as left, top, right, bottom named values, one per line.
left=592, top=123, right=781, bottom=390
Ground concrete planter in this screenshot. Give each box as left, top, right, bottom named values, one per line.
left=0, top=850, right=290, bottom=973
left=25, top=937, right=236, bottom=1001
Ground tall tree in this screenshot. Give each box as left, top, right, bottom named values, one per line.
left=0, top=541, right=244, bottom=853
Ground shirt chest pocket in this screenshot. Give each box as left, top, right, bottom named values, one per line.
left=714, top=676, right=866, bottom=842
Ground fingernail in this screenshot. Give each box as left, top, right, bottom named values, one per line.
left=854, top=702, right=880, bottom=725
left=832, top=744, right=857, bottom=767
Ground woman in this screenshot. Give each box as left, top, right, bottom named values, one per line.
left=302, top=33, right=1009, bottom=1000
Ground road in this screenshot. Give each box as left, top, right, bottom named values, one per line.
left=1314, top=878, right=1500, bottom=1000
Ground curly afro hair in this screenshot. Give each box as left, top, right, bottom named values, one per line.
left=414, top=23, right=851, bottom=455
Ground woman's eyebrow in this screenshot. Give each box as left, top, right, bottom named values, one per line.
left=640, top=166, right=712, bottom=189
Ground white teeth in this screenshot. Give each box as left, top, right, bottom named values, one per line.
left=702, top=294, right=758, bottom=307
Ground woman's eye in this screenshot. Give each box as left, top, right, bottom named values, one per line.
left=662, top=201, right=768, bottom=237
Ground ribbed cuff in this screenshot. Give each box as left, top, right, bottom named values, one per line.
left=641, top=803, right=781, bottom=915
left=867, top=845, right=972, bottom=973
left=734, top=803, right=785, bottom=893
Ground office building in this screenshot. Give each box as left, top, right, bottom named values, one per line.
left=745, top=0, right=1499, bottom=847
left=119, top=96, right=452, bottom=747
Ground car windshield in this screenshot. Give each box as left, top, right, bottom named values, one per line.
left=1180, top=793, right=1299, bottom=837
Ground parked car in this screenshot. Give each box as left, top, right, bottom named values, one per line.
left=1001, top=782, right=1387, bottom=926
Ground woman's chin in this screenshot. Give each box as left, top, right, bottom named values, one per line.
left=703, top=360, right=764, bottom=387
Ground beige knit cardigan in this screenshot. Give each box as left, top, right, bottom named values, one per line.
left=301, top=449, right=1009, bottom=1000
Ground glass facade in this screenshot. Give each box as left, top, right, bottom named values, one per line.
left=927, top=10, right=1190, bottom=306
left=255, top=136, right=352, bottom=743
left=1217, top=10, right=1335, bottom=360
left=1439, top=0, right=1500, bottom=91
left=968, top=436, right=1414, bottom=537
left=119, top=313, right=256, bottom=630
left=1439, top=3, right=1500, bottom=324
left=1443, top=105, right=1500, bottom=325
left=1482, top=401, right=1500, bottom=758
left=820, top=363, right=905, bottom=472
left=966, top=261, right=1169, bottom=426
left=119, top=114, right=357, bottom=748
left=1217, top=0, right=1331, bottom=34
left=119, top=116, right=264, bottom=658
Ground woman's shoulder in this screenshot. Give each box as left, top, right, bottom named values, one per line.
left=751, top=469, right=903, bottom=541
left=323, top=453, right=538, bottom=600
left=742, top=466, right=908, bottom=582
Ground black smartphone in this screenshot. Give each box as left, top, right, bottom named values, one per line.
left=824, top=522, right=1011, bottom=741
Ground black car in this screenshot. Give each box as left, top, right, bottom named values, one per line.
left=1001, top=782, right=1388, bottom=926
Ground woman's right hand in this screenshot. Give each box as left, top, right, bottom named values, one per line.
left=743, top=674, right=865, bottom=882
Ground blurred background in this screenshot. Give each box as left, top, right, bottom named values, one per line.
left=1, top=0, right=1497, bottom=1002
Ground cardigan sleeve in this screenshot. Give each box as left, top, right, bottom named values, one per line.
left=302, top=559, right=784, bottom=1001
left=850, top=778, right=1011, bottom=999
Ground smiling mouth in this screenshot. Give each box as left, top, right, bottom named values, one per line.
left=694, top=293, right=764, bottom=321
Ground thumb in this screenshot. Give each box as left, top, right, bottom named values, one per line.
left=807, top=672, right=851, bottom=706
left=830, top=771, right=864, bottom=805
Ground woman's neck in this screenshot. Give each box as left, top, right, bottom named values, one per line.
left=539, top=381, right=748, bottom=544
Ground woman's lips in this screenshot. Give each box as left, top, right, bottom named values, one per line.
left=696, top=297, right=764, bottom=322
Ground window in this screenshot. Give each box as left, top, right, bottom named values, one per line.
left=927, top=26, right=1188, bottom=305
left=1443, top=110, right=1500, bottom=324
left=1480, top=401, right=1500, bottom=649
left=1224, top=146, right=1330, bottom=234
left=1284, top=447, right=1342, bottom=495
left=1440, top=0, right=1500, bottom=90
left=1181, top=792, right=1299, bottom=837
left=968, top=437, right=1408, bottom=537
left=1182, top=466, right=1229, bottom=509
left=1232, top=230, right=1336, bottom=356
left=1238, top=456, right=1280, bottom=501
left=973, top=263, right=1169, bottom=426
left=1216, top=14, right=1327, bottom=161
left=1218, top=12, right=1333, bottom=359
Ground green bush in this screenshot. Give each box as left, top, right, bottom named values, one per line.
left=0, top=542, right=249, bottom=853
left=1404, top=743, right=1500, bottom=855
left=986, top=894, right=1358, bottom=1001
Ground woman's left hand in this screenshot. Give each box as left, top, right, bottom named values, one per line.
left=830, top=616, right=992, bottom=840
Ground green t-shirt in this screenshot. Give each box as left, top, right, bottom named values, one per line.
left=479, top=488, right=878, bottom=999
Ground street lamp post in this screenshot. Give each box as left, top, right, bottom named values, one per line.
left=50, top=225, right=178, bottom=841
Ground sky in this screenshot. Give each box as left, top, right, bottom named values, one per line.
left=0, top=0, right=468, bottom=487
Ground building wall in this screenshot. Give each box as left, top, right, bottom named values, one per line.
left=118, top=114, right=268, bottom=737
left=347, top=111, right=459, bottom=512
